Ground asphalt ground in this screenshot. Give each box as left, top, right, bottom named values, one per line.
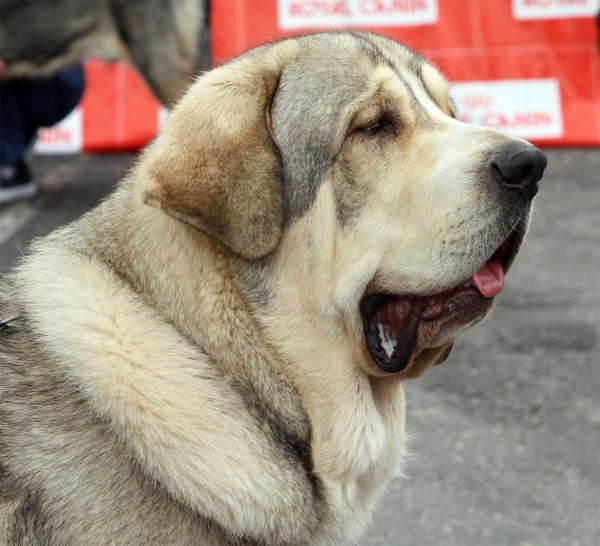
left=0, top=149, right=598, bottom=546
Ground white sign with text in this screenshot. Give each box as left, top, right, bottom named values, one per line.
left=278, top=0, right=438, bottom=30
left=34, top=108, right=83, bottom=154
left=451, top=79, right=563, bottom=140
left=513, top=0, right=598, bottom=20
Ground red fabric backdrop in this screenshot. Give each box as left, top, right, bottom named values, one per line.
left=35, top=0, right=600, bottom=153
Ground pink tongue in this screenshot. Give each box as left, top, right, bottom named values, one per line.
left=470, top=260, right=505, bottom=297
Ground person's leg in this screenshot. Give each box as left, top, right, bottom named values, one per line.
left=0, top=80, right=37, bottom=203
left=17, top=66, right=85, bottom=144
left=0, top=67, right=85, bottom=204
left=0, top=81, right=28, bottom=166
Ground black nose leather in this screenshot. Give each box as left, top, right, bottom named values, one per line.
left=491, top=143, right=547, bottom=197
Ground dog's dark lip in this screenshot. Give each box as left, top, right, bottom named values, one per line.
left=499, top=220, right=526, bottom=273
left=360, top=226, right=525, bottom=374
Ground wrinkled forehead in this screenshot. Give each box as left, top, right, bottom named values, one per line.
left=276, top=33, right=418, bottom=105
left=271, top=33, right=451, bottom=219
left=272, top=32, right=449, bottom=132
left=359, top=32, right=454, bottom=119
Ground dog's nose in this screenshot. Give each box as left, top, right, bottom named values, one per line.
left=491, top=142, right=547, bottom=197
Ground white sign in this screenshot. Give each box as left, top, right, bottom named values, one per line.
left=278, top=0, right=438, bottom=30
left=34, top=108, right=83, bottom=154
left=451, top=79, right=564, bottom=140
left=513, top=0, right=598, bottom=20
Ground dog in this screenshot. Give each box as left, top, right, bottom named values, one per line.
left=0, top=32, right=546, bottom=545
left=0, top=0, right=209, bottom=105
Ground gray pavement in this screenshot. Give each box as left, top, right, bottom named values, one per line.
left=0, top=150, right=599, bottom=546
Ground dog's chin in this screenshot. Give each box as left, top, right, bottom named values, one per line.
left=360, top=227, right=525, bottom=377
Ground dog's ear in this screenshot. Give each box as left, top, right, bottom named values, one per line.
left=140, top=50, right=288, bottom=260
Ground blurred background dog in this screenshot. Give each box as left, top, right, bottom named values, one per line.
left=1, top=0, right=209, bottom=106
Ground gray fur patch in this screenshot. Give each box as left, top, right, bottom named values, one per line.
left=272, top=32, right=432, bottom=225
left=7, top=493, right=52, bottom=546
left=234, top=257, right=275, bottom=306
left=330, top=158, right=371, bottom=227
left=272, top=34, right=376, bottom=223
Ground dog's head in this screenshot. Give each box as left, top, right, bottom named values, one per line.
left=141, top=32, right=546, bottom=380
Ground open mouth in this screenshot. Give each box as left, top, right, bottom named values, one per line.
left=361, top=233, right=519, bottom=374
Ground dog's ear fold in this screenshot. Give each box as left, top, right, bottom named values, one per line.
left=140, top=51, right=287, bottom=261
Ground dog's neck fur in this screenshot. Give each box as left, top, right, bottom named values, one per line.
left=100, top=176, right=406, bottom=489
left=80, top=178, right=315, bottom=452
left=16, top=175, right=407, bottom=542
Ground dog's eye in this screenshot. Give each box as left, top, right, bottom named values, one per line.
left=361, top=121, right=381, bottom=133
left=357, top=114, right=397, bottom=136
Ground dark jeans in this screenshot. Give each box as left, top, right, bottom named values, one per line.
left=0, top=67, right=85, bottom=165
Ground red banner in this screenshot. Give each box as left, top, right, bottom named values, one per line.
left=35, top=0, right=599, bottom=153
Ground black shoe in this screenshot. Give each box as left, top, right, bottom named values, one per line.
left=0, top=161, right=39, bottom=204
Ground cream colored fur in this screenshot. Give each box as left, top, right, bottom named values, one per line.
left=1, top=32, right=537, bottom=545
